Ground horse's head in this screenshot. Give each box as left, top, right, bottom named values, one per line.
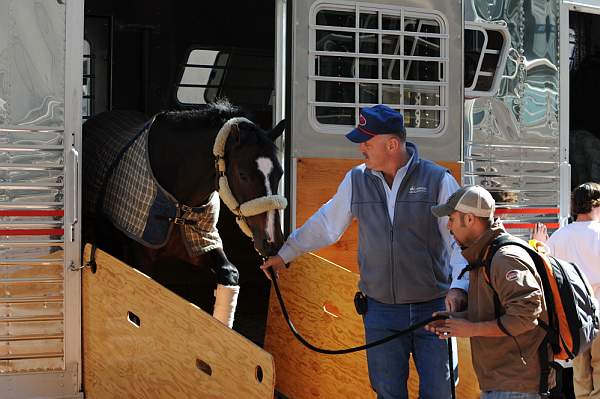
left=224, top=120, right=286, bottom=257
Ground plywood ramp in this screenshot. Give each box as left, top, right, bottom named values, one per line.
left=265, top=253, right=480, bottom=399
left=82, top=244, right=274, bottom=399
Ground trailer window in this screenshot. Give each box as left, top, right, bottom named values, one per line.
left=464, top=22, right=510, bottom=97
left=83, top=39, right=92, bottom=120
left=176, top=48, right=273, bottom=106
left=309, top=2, right=449, bottom=136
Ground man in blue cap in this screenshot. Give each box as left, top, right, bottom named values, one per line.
left=261, top=104, right=467, bottom=399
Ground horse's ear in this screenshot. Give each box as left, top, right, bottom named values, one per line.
left=267, top=119, right=286, bottom=142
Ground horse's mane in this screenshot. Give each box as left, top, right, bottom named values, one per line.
left=156, top=99, right=277, bottom=152
left=159, top=99, right=249, bottom=128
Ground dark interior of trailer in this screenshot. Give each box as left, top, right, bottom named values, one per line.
left=83, top=0, right=276, bottom=345
left=569, top=11, right=600, bottom=189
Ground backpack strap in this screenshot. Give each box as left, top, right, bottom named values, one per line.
left=483, top=234, right=524, bottom=333
left=538, top=336, right=551, bottom=397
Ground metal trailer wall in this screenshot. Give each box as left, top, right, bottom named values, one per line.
left=0, top=0, right=83, bottom=397
left=463, top=0, right=562, bottom=234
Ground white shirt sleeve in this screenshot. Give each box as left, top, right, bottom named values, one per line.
left=277, top=170, right=354, bottom=264
left=438, top=173, right=469, bottom=291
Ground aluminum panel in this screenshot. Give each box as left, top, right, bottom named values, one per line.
left=0, top=0, right=66, bottom=129
left=464, top=0, right=561, bottom=218
left=291, top=0, right=463, bottom=161
left=0, top=0, right=80, bottom=387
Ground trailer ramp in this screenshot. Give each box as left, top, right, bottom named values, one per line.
left=82, top=244, right=274, bottom=398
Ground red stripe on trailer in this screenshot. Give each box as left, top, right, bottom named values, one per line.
left=0, top=229, right=64, bottom=236
left=503, top=223, right=560, bottom=229
left=0, top=210, right=64, bottom=217
left=495, top=208, right=559, bottom=215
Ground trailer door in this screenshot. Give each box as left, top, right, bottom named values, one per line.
left=0, top=0, right=83, bottom=397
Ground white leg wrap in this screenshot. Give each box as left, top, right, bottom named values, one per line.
left=212, top=284, right=240, bottom=328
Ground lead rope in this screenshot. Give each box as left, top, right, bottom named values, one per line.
left=268, top=267, right=456, bottom=398
left=266, top=266, right=448, bottom=349
left=449, top=338, right=456, bottom=399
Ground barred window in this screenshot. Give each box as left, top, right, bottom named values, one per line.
left=464, top=21, right=509, bottom=97
left=177, top=49, right=227, bottom=105
left=176, top=48, right=273, bottom=106
left=309, top=2, right=449, bottom=136
left=82, top=39, right=92, bottom=120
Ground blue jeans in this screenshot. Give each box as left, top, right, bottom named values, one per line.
left=480, top=392, right=540, bottom=399
left=364, top=297, right=451, bottom=399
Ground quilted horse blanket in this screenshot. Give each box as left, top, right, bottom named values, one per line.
left=83, top=110, right=222, bottom=257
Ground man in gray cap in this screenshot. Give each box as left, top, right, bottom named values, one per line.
left=262, top=105, right=467, bottom=398
left=428, top=185, right=553, bottom=399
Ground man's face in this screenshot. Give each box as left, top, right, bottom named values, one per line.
left=447, top=211, right=471, bottom=249
left=358, top=134, right=393, bottom=171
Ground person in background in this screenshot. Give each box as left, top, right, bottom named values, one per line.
left=532, top=182, right=600, bottom=399
left=261, top=104, right=467, bottom=399
left=427, top=185, right=554, bottom=399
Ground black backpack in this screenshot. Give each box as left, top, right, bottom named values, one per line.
left=482, top=234, right=599, bottom=396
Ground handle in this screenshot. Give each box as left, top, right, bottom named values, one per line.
left=70, top=147, right=79, bottom=242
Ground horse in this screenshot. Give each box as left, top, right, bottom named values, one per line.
left=82, top=101, right=286, bottom=327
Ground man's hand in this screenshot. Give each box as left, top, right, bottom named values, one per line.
left=260, top=255, right=287, bottom=281
left=426, top=311, right=473, bottom=339
left=445, top=288, right=467, bottom=312
left=531, top=222, right=549, bottom=242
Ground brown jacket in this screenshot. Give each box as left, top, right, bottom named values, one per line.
left=462, top=222, right=554, bottom=393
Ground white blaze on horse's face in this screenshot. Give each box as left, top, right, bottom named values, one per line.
left=256, top=157, right=275, bottom=244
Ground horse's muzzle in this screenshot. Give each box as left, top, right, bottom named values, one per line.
left=260, top=238, right=283, bottom=257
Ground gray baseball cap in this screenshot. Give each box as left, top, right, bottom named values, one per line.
left=431, top=185, right=495, bottom=218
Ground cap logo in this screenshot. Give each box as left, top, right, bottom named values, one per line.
left=359, top=114, right=366, bottom=126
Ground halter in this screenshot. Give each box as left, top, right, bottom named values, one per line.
left=213, top=117, right=287, bottom=239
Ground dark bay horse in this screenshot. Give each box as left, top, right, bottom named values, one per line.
left=82, top=101, right=286, bottom=327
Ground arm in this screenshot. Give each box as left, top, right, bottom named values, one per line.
left=427, top=317, right=505, bottom=338
left=438, top=173, right=469, bottom=310
left=492, top=248, right=544, bottom=337
left=531, top=222, right=549, bottom=242
left=261, top=170, right=354, bottom=278
left=431, top=250, right=543, bottom=338
left=426, top=310, right=504, bottom=338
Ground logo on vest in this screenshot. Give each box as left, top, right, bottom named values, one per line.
left=408, top=186, right=427, bottom=194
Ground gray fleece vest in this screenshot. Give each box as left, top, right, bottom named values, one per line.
left=350, top=143, right=450, bottom=304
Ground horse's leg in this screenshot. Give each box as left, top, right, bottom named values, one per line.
left=201, top=248, right=240, bottom=328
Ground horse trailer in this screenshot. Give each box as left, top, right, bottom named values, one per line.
left=1, top=0, right=600, bottom=398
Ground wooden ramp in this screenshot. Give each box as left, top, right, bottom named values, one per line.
left=82, top=244, right=274, bottom=399
left=265, top=253, right=480, bottom=399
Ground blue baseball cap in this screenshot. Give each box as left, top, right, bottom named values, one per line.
left=345, top=105, right=406, bottom=143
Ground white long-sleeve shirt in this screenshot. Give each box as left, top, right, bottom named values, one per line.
left=279, top=158, right=469, bottom=291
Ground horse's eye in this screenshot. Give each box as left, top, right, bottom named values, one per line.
left=239, top=172, right=249, bottom=182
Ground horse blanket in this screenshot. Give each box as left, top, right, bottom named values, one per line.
left=83, top=110, right=222, bottom=256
